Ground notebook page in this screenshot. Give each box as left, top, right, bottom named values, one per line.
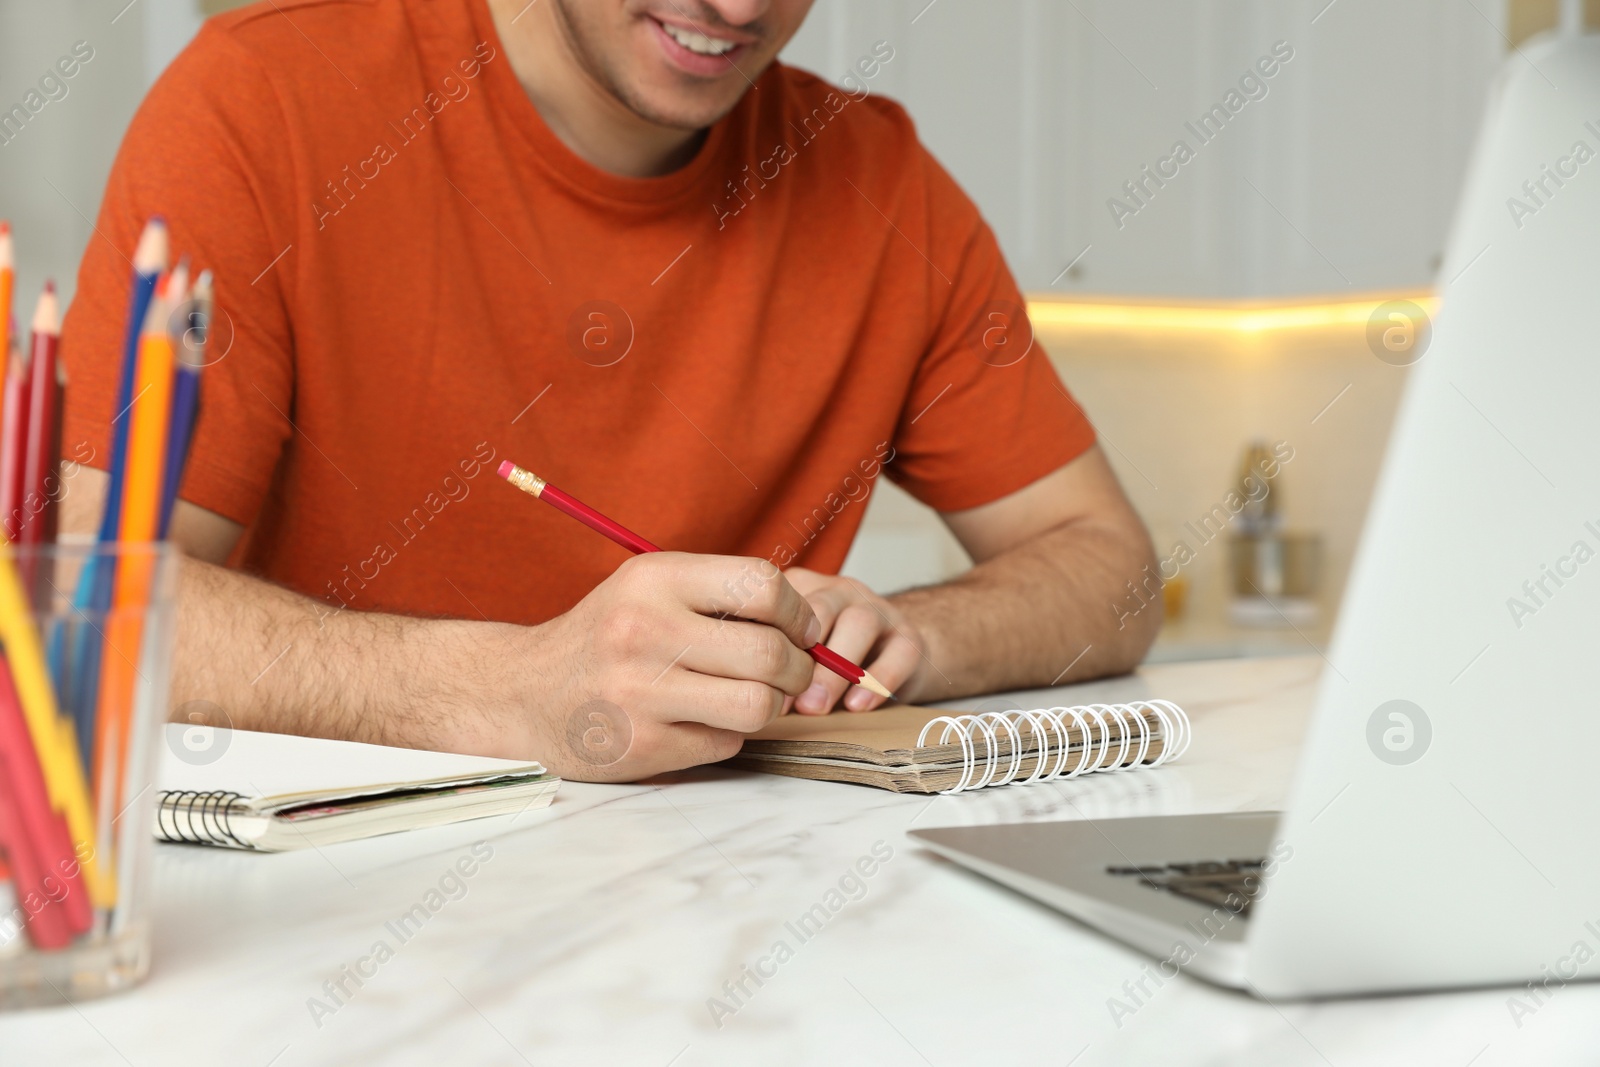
left=744, top=704, right=948, bottom=759
left=157, top=724, right=547, bottom=810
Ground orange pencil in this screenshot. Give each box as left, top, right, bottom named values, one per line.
left=0, top=221, right=12, bottom=372
left=91, top=269, right=180, bottom=816
left=0, top=224, right=11, bottom=892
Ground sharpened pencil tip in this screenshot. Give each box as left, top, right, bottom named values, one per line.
left=132, top=217, right=169, bottom=275
left=32, top=284, right=59, bottom=335
left=858, top=672, right=895, bottom=701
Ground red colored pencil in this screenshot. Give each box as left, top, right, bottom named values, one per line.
left=0, top=771, right=72, bottom=949
left=497, top=460, right=895, bottom=699
left=0, top=657, right=92, bottom=947
left=17, top=283, right=59, bottom=550
left=41, top=360, right=64, bottom=551
left=0, top=328, right=26, bottom=541
left=16, top=283, right=62, bottom=606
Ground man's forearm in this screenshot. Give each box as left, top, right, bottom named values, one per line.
left=164, top=549, right=833, bottom=781
left=170, top=558, right=546, bottom=758
left=889, top=518, right=1161, bottom=704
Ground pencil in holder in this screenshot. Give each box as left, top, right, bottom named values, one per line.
left=0, top=540, right=179, bottom=1008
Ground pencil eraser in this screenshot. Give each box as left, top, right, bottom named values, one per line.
left=497, top=460, right=515, bottom=479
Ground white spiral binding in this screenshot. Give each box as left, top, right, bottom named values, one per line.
left=914, top=700, right=1190, bottom=795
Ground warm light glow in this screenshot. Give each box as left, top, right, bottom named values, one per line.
left=1025, top=292, right=1438, bottom=334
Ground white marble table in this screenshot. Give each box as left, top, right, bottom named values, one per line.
left=3, top=654, right=1596, bottom=1066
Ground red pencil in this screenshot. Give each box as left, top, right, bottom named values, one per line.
left=18, top=283, right=59, bottom=545
left=497, top=460, right=895, bottom=699
left=0, top=657, right=92, bottom=947
left=0, top=771, right=72, bottom=949
left=15, top=283, right=61, bottom=605
left=0, top=325, right=26, bottom=541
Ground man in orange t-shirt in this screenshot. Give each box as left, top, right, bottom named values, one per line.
left=61, top=0, right=1159, bottom=781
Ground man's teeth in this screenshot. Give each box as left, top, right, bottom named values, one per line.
left=661, top=22, right=738, bottom=56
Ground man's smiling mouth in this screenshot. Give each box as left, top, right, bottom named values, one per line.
left=656, top=18, right=740, bottom=56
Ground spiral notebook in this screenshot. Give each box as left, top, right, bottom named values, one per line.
left=154, top=725, right=559, bottom=851
left=731, top=700, right=1190, bottom=794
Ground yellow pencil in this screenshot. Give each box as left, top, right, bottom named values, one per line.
left=0, top=543, right=109, bottom=905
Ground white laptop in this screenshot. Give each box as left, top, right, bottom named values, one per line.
left=911, top=33, right=1600, bottom=998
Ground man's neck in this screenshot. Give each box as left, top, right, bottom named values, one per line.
left=487, top=0, right=706, bottom=178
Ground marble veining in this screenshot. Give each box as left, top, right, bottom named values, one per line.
left=1, top=654, right=1596, bottom=1066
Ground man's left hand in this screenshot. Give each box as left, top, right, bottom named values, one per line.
left=782, top=567, right=927, bottom=715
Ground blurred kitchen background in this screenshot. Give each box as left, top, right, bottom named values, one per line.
left=0, top=0, right=1584, bottom=660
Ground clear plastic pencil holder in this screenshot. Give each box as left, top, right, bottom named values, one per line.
left=0, top=541, right=179, bottom=1008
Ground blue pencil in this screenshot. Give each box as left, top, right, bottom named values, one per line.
left=98, top=219, right=168, bottom=547
left=60, top=219, right=168, bottom=766
left=158, top=270, right=208, bottom=538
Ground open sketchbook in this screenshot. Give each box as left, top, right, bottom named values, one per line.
left=155, top=725, right=559, bottom=851
left=732, top=700, right=1190, bottom=794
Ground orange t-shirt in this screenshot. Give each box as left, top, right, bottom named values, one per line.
left=62, top=0, right=1095, bottom=626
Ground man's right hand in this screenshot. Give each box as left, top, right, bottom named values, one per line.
left=518, top=553, right=822, bottom=782
left=70, top=467, right=825, bottom=783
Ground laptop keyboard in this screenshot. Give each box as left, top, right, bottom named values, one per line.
left=1107, top=859, right=1266, bottom=917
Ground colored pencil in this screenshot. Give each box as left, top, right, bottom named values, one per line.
left=0, top=226, right=20, bottom=894
left=91, top=269, right=179, bottom=822
left=0, top=223, right=12, bottom=546
left=0, top=331, right=27, bottom=542
left=0, top=230, right=11, bottom=637
left=496, top=460, right=895, bottom=699
left=0, top=655, right=91, bottom=946
left=159, top=270, right=208, bottom=537
left=0, top=221, right=12, bottom=387
left=66, top=220, right=168, bottom=760
left=0, top=543, right=109, bottom=907
left=115, top=265, right=181, bottom=552
left=19, top=282, right=59, bottom=543
left=15, top=284, right=60, bottom=608
left=98, top=218, right=168, bottom=549
left=0, top=217, right=195, bottom=938
left=0, top=769, right=73, bottom=949
left=41, top=360, right=65, bottom=552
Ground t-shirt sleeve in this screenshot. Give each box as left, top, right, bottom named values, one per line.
left=883, top=148, right=1096, bottom=514
left=60, top=23, right=296, bottom=529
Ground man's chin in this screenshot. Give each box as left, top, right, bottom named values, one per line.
left=619, top=80, right=754, bottom=132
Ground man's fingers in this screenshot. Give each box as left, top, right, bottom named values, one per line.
left=661, top=721, right=747, bottom=768
left=799, top=583, right=851, bottom=643
left=652, top=669, right=788, bottom=734
left=672, top=617, right=815, bottom=695
left=845, top=631, right=921, bottom=712
left=794, top=602, right=881, bottom=715
left=664, top=554, right=821, bottom=650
